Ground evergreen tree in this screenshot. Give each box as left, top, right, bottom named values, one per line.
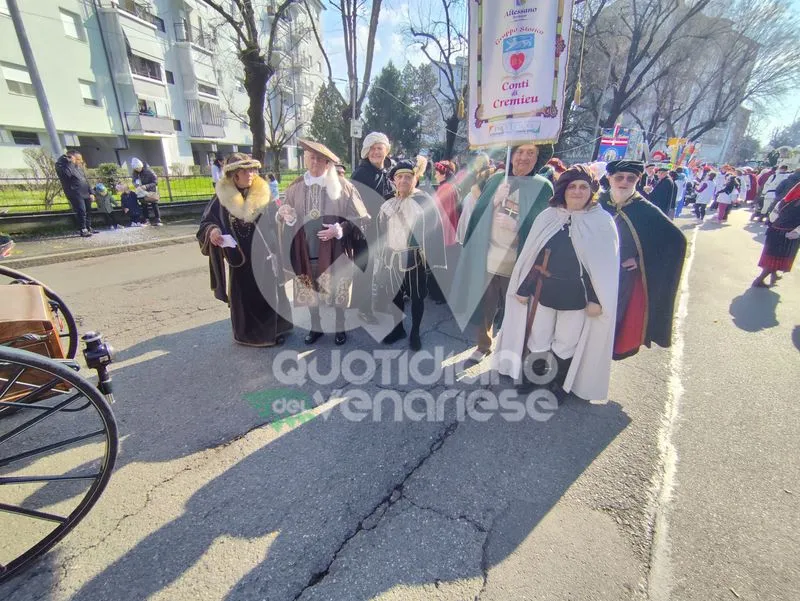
left=309, top=82, right=349, bottom=164
left=364, top=62, right=421, bottom=155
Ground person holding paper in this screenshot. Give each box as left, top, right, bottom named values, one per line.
left=197, top=153, right=292, bottom=347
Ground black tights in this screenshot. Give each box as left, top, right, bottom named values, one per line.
left=389, top=289, right=424, bottom=335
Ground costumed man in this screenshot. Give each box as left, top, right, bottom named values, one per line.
left=197, top=153, right=293, bottom=347
left=599, top=160, right=687, bottom=360
left=649, top=166, right=677, bottom=217
left=637, top=163, right=657, bottom=198
left=429, top=160, right=460, bottom=303
left=450, top=143, right=554, bottom=363
left=374, top=157, right=447, bottom=351
left=494, top=165, right=619, bottom=403
left=277, top=139, right=369, bottom=346
left=350, top=132, right=395, bottom=325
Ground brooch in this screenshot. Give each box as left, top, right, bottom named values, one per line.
left=309, top=208, right=321, bottom=220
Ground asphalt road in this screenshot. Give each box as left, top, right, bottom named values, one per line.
left=2, top=207, right=798, bottom=600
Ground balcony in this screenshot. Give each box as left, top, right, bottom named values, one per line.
left=186, top=100, right=225, bottom=138
left=174, top=22, right=215, bottom=52
left=116, top=0, right=165, bottom=32
left=125, top=111, right=175, bottom=134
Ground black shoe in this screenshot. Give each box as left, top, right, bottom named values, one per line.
left=409, top=331, right=421, bottom=351
left=304, top=331, right=323, bottom=345
left=358, top=310, right=379, bottom=325
left=275, top=334, right=286, bottom=346
left=334, top=332, right=347, bottom=346
left=91, top=229, right=100, bottom=234
left=80, top=229, right=92, bottom=237
left=382, top=326, right=407, bottom=344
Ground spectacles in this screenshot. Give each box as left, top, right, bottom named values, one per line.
left=611, top=174, right=639, bottom=183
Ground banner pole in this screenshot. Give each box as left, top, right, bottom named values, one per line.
left=504, top=145, right=512, bottom=184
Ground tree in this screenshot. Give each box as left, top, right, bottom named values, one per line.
left=363, top=62, right=420, bottom=155
left=403, top=63, right=441, bottom=149
left=405, top=0, right=468, bottom=159
left=732, top=135, right=762, bottom=164
left=309, top=81, right=349, bottom=163
left=324, top=1, right=385, bottom=165
left=197, top=0, right=303, bottom=165
left=769, top=119, right=800, bottom=149
left=22, top=148, right=62, bottom=209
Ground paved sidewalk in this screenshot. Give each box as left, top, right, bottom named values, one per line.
left=0, top=218, right=199, bottom=269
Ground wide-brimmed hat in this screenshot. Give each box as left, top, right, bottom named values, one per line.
left=298, top=139, right=339, bottom=163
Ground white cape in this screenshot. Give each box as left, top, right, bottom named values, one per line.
left=493, top=205, right=620, bottom=401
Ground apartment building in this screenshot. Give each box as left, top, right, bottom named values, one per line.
left=0, top=0, right=325, bottom=172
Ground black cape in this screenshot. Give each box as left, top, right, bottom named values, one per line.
left=599, top=191, right=687, bottom=359
left=197, top=198, right=293, bottom=346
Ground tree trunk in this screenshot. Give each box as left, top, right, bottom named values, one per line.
left=271, top=148, right=281, bottom=179
left=241, top=47, right=272, bottom=166
left=444, top=114, right=460, bottom=160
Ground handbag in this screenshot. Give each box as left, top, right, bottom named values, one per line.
left=143, top=190, right=160, bottom=203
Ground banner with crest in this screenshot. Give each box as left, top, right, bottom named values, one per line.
left=468, top=0, right=576, bottom=148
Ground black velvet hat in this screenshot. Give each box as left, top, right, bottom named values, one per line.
left=606, top=160, right=645, bottom=176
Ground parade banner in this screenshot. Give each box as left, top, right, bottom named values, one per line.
left=597, top=127, right=631, bottom=161
left=468, top=0, right=576, bottom=148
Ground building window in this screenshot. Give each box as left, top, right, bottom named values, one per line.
left=198, top=83, right=218, bottom=97
left=173, top=119, right=182, bottom=131
left=79, top=80, right=101, bottom=107
left=199, top=101, right=223, bottom=125
left=11, top=130, right=40, bottom=145
left=60, top=8, right=86, bottom=41
left=1, top=62, right=35, bottom=96
left=129, top=54, right=162, bottom=81
left=165, top=70, right=175, bottom=84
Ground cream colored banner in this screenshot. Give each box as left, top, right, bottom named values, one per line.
left=468, top=0, right=575, bottom=148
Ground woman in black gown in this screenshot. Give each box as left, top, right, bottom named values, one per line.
left=197, top=153, right=293, bottom=346
left=753, top=182, right=800, bottom=288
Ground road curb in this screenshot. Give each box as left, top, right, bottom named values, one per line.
left=2, top=234, right=197, bottom=269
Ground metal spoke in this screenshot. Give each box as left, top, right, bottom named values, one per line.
left=13, top=377, right=64, bottom=405
left=0, top=474, right=100, bottom=484
left=0, top=392, right=83, bottom=446
left=0, top=365, right=25, bottom=398
left=0, top=502, right=66, bottom=523
left=0, top=400, right=59, bottom=411
left=0, top=429, right=105, bottom=468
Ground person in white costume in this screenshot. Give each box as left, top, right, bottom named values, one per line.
left=494, top=165, right=620, bottom=403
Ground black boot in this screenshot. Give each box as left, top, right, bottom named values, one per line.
left=382, top=322, right=407, bottom=344
left=549, top=355, right=572, bottom=405
left=517, top=356, right=550, bottom=394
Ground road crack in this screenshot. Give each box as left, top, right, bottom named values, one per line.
left=292, top=419, right=461, bottom=600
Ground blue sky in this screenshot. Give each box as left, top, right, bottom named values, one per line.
left=318, top=0, right=799, bottom=143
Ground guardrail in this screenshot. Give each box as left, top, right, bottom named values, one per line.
left=0, top=172, right=303, bottom=215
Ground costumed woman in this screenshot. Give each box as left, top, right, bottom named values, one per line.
left=374, top=157, right=447, bottom=351
left=429, top=160, right=460, bottom=303
left=197, top=153, right=292, bottom=347
left=599, top=160, right=687, bottom=360
left=494, top=165, right=619, bottom=403
left=278, top=139, right=369, bottom=346
left=752, top=182, right=800, bottom=288
left=350, top=131, right=395, bottom=325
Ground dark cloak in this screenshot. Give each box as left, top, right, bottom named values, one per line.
left=599, top=190, right=687, bottom=360
left=197, top=196, right=292, bottom=347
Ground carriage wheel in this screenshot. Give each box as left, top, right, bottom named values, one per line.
left=0, top=266, right=79, bottom=359
left=0, top=346, right=117, bottom=583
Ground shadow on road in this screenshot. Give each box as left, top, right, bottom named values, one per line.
left=792, top=326, right=800, bottom=352
left=61, top=395, right=628, bottom=601
left=729, top=287, right=780, bottom=332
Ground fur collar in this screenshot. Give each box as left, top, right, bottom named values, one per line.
left=215, top=175, right=271, bottom=222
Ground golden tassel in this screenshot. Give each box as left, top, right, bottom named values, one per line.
left=457, top=95, right=465, bottom=120
left=574, top=81, right=582, bottom=106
